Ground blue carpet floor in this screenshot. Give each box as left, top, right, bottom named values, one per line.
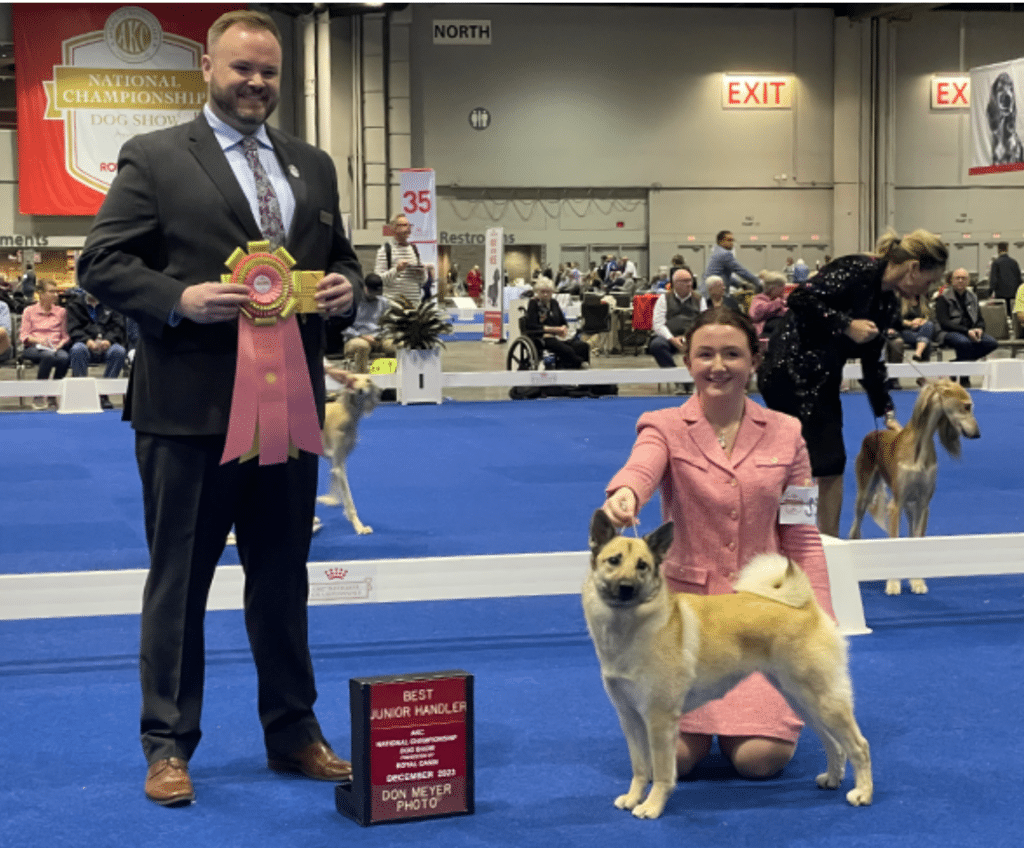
left=1, top=391, right=1022, bottom=847
left=2, top=585, right=1024, bottom=848
left=1, top=389, right=1021, bottom=576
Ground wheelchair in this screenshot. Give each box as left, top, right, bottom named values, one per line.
left=506, top=329, right=547, bottom=372
left=505, top=309, right=561, bottom=372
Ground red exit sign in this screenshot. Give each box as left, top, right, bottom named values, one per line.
left=931, top=76, right=970, bottom=109
left=722, top=75, right=794, bottom=109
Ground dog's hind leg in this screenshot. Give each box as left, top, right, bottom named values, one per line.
left=335, top=463, right=372, bottom=535
left=817, top=704, right=872, bottom=806
left=849, top=466, right=881, bottom=540
left=775, top=672, right=873, bottom=807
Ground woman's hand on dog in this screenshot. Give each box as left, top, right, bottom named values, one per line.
left=603, top=487, right=639, bottom=527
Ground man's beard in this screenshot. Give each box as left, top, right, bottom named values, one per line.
left=209, top=81, right=277, bottom=130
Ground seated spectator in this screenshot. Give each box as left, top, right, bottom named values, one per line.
left=342, top=273, right=395, bottom=373
left=884, top=292, right=936, bottom=388
left=649, top=267, right=701, bottom=392
left=892, top=293, right=936, bottom=362
left=792, top=258, right=810, bottom=283
left=0, top=294, right=11, bottom=363
left=935, top=267, right=998, bottom=386
left=19, top=278, right=70, bottom=409
left=556, top=262, right=583, bottom=295
left=1014, top=280, right=1024, bottom=330
left=749, top=272, right=789, bottom=340
left=523, top=277, right=590, bottom=369
left=66, top=290, right=127, bottom=409
left=701, top=275, right=742, bottom=314
left=782, top=256, right=795, bottom=283
left=650, top=266, right=670, bottom=292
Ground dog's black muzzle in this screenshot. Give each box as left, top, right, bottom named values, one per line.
left=600, top=581, right=642, bottom=606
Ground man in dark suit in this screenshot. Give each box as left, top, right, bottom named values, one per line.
left=988, top=241, right=1022, bottom=316
left=77, top=10, right=363, bottom=807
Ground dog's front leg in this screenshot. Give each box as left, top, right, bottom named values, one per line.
left=606, top=683, right=651, bottom=811
left=630, top=710, right=678, bottom=820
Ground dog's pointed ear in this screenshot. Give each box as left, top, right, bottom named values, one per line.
left=644, top=521, right=674, bottom=562
left=589, top=509, right=618, bottom=552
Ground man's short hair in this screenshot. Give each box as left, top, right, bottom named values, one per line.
left=999, top=241, right=1009, bottom=252
left=715, top=230, right=732, bottom=245
left=208, top=10, right=281, bottom=52
left=389, top=213, right=410, bottom=228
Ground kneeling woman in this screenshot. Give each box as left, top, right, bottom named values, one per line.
left=601, top=307, right=834, bottom=780
left=523, top=277, right=590, bottom=369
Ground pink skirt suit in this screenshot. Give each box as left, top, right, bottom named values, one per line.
left=605, top=396, right=835, bottom=743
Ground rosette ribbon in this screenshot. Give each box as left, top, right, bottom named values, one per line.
left=220, top=240, right=325, bottom=466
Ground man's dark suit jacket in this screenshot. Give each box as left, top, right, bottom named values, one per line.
left=77, top=115, right=363, bottom=436
left=988, top=253, right=1022, bottom=301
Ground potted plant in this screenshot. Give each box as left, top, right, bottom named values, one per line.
left=379, top=296, right=452, bottom=404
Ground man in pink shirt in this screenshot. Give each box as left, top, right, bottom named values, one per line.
left=19, top=278, right=70, bottom=408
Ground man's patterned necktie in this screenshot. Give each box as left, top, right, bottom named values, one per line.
left=241, top=135, right=286, bottom=251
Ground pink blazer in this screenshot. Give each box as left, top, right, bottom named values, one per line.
left=605, top=396, right=834, bottom=741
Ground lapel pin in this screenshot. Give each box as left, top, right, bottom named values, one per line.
left=288, top=164, right=300, bottom=178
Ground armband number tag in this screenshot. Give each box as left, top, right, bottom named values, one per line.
left=779, top=485, right=818, bottom=525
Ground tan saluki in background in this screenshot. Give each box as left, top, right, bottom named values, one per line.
left=318, top=367, right=381, bottom=535
left=849, top=379, right=980, bottom=595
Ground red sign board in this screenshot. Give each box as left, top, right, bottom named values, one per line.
left=337, top=671, right=474, bottom=826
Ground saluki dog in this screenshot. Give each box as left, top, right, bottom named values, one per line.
left=318, top=368, right=381, bottom=535
left=849, top=379, right=980, bottom=595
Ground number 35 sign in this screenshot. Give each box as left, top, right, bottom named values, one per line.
left=399, top=168, right=437, bottom=244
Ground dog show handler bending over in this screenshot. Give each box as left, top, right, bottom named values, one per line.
left=756, top=229, right=948, bottom=538
left=602, top=307, right=835, bottom=780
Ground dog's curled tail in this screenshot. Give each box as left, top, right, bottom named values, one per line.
left=734, top=554, right=814, bottom=608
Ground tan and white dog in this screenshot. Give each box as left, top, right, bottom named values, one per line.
left=849, top=378, right=980, bottom=595
left=583, top=510, right=872, bottom=820
left=318, top=368, right=381, bottom=534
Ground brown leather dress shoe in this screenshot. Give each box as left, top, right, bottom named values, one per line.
left=267, top=740, right=352, bottom=781
left=144, top=757, right=195, bottom=807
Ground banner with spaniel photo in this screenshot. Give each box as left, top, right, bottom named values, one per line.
left=969, top=58, right=1024, bottom=175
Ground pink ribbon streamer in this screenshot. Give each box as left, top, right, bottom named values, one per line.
left=221, top=315, right=324, bottom=466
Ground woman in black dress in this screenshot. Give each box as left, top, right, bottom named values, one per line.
left=757, top=229, right=948, bottom=537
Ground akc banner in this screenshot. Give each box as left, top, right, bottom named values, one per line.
left=969, top=58, right=1024, bottom=176
left=14, top=3, right=241, bottom=215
